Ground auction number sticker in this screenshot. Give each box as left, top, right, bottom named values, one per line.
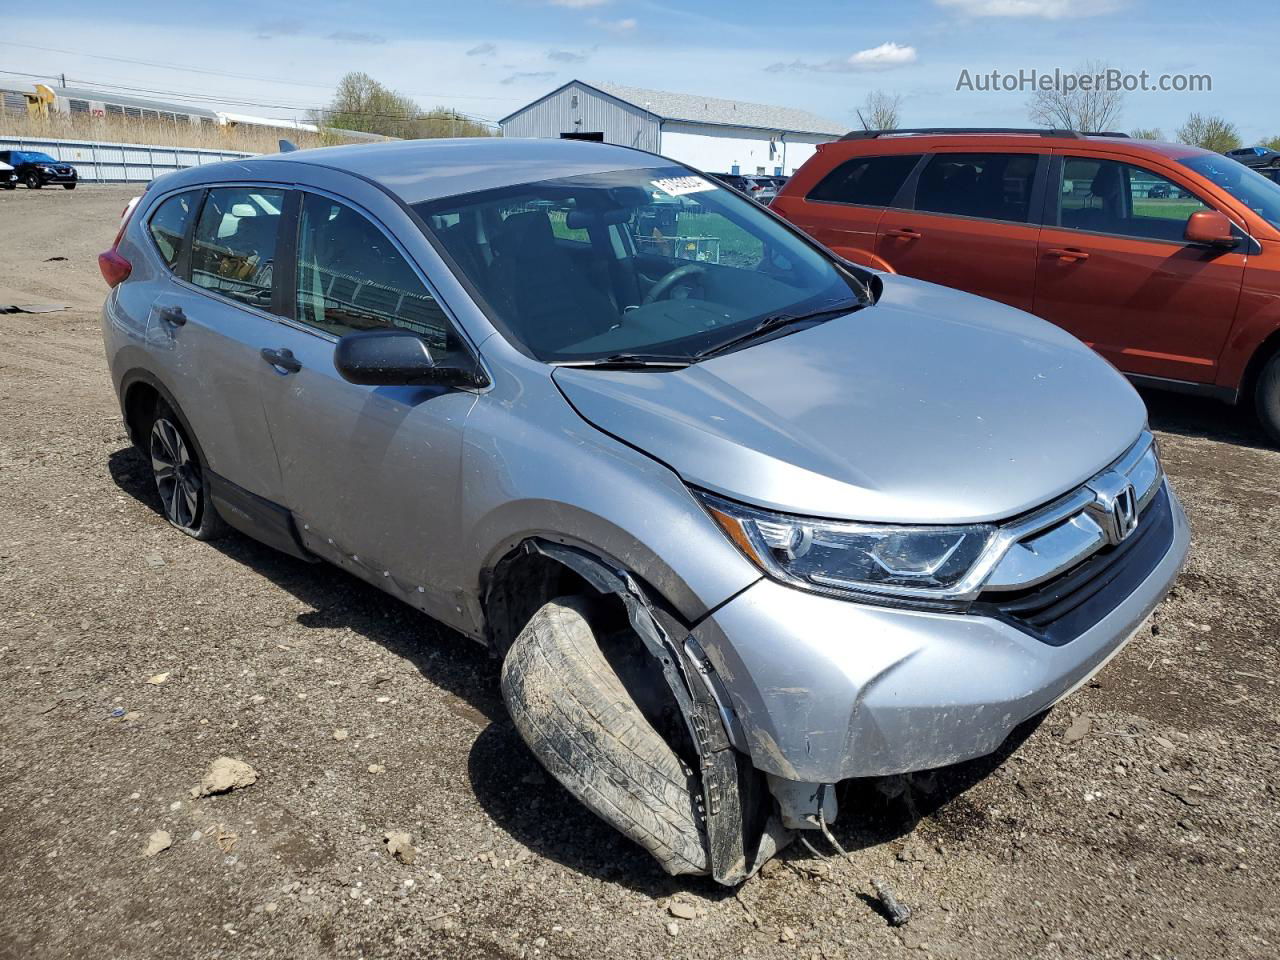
left=650, top=175, right=715, bottom=197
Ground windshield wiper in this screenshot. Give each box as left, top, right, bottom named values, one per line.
left=557, top=353, right=693, bottom=369
left=694, top=298, right=861, bottom=360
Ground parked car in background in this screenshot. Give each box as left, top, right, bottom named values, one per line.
left=773, top=128, right=1280, bottom=443
left=708, top=172, right=750, bottom=193
left=708, top=173, right=776, bottom=204
left=742, top=176, right=778, bottom=204
left=0, top=150, right=78, bottom=189
left=0, top=160, right=17, bottom=190
left=1226, top=146, right=1280, bottom=169
left=99, top=137, right=1188, bottom=884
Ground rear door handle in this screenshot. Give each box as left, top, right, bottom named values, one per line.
left=260, top=347, right=302, bottom=373
left=157, top=305, right=187, bottom=326
left=884, top=227, right=922, bottom=239
left=1045, top=247, right=1090, bottom=262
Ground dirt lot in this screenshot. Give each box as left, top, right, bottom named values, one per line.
left=1, top=185, right=1277, bottom=960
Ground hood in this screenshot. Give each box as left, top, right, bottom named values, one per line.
left=553, top=274, right=1147, bottom=524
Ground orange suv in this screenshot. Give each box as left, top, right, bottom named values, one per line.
left=772, top=129, right=1280, bottom=442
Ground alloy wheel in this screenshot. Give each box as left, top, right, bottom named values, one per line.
left=150, top=417, right=201, bottom=529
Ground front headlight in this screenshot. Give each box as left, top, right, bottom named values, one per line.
left=697, top=491, right=997, bottom=608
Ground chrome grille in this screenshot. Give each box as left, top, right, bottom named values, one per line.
left=979, top=431, right=1163, bottom=595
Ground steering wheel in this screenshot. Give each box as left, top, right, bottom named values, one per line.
left=641, top=263, right=707, bottom=306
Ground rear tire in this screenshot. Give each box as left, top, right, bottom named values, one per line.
left=500, top=596, right=710, bottom=876
left=143, top=400, right=229, bottom=540
left=63, top=183, right=76, bottom=190
left=1256, top=350, right=1280, bottom=446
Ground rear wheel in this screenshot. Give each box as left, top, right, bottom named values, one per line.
left=144, top=400, right=228, bottom=540
left=63, top=183, right=76, bottom=190
left=1256, top=350, right=1280, bottom=445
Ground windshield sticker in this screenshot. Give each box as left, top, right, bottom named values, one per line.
left=650, top=176, right=716, bottom=197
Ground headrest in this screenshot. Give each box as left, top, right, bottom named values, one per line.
left=496, top=210, right=554, bottom=255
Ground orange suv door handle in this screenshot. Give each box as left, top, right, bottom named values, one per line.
left=885, top=227, right=922, bottom=239
left=1045, top=247, right=1090, bottom=262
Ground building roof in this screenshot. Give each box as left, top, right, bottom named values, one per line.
left=502, top=80, right=846, bottom=137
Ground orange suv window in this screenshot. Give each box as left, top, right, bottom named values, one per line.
left=806, top=154, right=921, bottom=207
left=914, top=153, right=1038, bottom=223
left=1055, top=157, right=1210, bottom=242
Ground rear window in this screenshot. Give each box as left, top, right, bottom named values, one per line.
left=189, top=187, right=285, bottom=310
left=147, top=191, right=198, bottom=272
left=806, top=154, right=921, bottom=207
left=913, top=152, right=1038, bottom=223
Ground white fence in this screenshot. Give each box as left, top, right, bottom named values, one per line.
left=0, top=136, right=254, bottom=183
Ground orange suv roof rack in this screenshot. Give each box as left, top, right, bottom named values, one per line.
left=839, top=127, right=1130, bottom=141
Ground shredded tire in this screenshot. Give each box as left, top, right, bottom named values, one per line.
left=500, top=596, right=710, bottom=876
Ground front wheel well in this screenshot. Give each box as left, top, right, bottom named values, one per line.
left=482, top=543, right=616, bottom=659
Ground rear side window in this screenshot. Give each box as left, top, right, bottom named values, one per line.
left=913, top=152, right=1038, bottom=223
left=295, top=193, right=450, bottom=347
left=190, top=187, right=285, bottom=309
left=807, top=154, right=921, bottom=206
left=147, top=192, right=198, bottom=272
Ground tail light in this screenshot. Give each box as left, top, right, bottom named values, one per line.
left=98, top=197, right=140, bottom=287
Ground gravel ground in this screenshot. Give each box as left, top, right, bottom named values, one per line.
left=1, top=185, right=1277, bottom=960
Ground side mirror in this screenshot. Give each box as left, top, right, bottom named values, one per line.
left=334, top=329, right=479, bottom=387
left=1184, top=210, right=1238, bottom=249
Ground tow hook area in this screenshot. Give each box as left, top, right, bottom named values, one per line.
left=766, top=776, right=839, bottom=831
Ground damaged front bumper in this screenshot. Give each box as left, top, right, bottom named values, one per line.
left=692, top=483, right=1190, bottom=785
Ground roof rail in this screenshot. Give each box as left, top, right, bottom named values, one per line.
left=838, top=127, right=1131, bottom=142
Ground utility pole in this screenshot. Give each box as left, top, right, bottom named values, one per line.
left=60, top=73, right=66, bottom=88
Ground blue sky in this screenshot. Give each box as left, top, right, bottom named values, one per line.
left=2, top=0, right=1272, bottom=141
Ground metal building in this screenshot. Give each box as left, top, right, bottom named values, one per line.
left=499, top=80, right=845, bottom=176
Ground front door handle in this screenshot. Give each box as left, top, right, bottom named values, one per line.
left=1045, top=247, right=1091, bottom=262
left=884, top=227, right=922, bottom=240
left=157, top=305, right=187, bottom=326
left=260, top=347, right=302, bottom=374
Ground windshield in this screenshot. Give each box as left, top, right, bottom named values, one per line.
left=1180, top=154, right=1280, bottom=230
left=22, top=152, right=57, bottom=164
left=414, top=165, right=860, bottom=362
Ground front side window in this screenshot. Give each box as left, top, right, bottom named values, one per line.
left=147, top=191, right=198, bottom=272
left=1180, top=153, right=1280, bottom=231
left=414, top=165, right=860, bottom=363
left=1057, top=157, right=1210, bottom=242
left=913, top=152, right=1038, bottom=222
left=295, top=193, right=450, bottom=348
left=189, top=186, right=284, bottom=309
left=806, top=154, right=921, bottom=207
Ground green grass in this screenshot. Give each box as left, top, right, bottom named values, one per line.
left=1132, top=199, right=1205, bottom=220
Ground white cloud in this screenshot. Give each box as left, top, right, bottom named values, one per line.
left=766, top=42, right=918, bottom=74
left=934, top=0, right=1120, bottom=18
left=848, top=42, right=918, bottom=69
left=588, top=16, right=637, bottom=33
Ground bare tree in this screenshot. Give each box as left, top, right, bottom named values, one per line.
left=1176, top=113, right=1242, bottom=153
left=856, top=90, right=903, bottom=131
left=1027, top=60, right=1124, bottom=132
left=1264, top=135, right=1280, bottom=152
left=1129, top=127, right=1163, bottom=141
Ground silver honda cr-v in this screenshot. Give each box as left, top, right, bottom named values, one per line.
left=100, top=138, right=1189, bottom=884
